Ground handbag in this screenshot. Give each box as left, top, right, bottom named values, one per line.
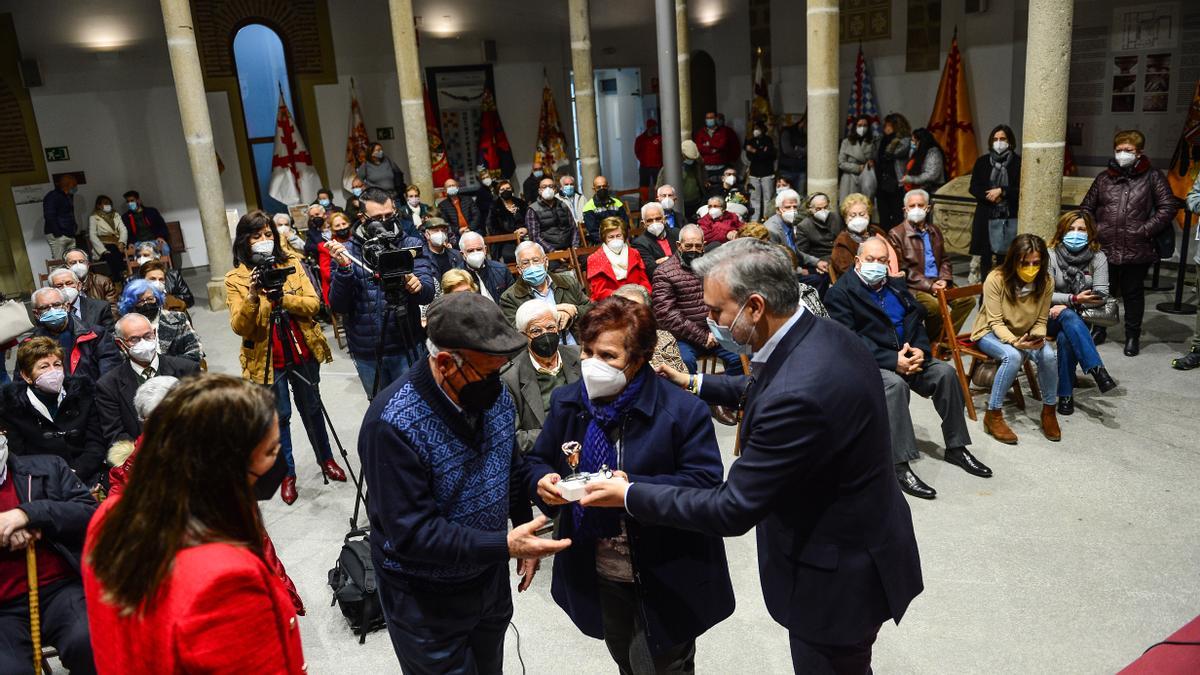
left=0, top=299, right=34, bottom=345
left=859, top=166, right=878, bottom=197
left=1079, top=297, right=1120, bottom=328
left=971, top=361, right=998, bottom=389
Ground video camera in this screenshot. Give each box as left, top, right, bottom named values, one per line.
left=250, top=253, right=292, bottom=298
left=361, top=220, right=421, bottom=295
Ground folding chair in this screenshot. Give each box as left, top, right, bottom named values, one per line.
left=43, top=259, right=65, bottom=274
left=934, top=285, right=1041, bottom=421
left=331, top=312, right=348, bottom=351
left=572, top=245, right=600, bottom=284
left=546, top=249, right=577, bottom=282
left=577, top=222, right=590, bottom=246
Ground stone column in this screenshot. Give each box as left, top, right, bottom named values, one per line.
left=1016, top=0, right=1073, bottom=240
left=388, top=0, right=433, bottom=200
left=160, top=0, right=232, bottom=310
left=568, top=0, right=601, bottom=191
left=676, top=0, right=692, bottom=142
left=805, top=0, right=839, bottom=198
left=656, top=0, right=683, bottom=194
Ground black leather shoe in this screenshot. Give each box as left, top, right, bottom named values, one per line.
left=1091, top=325, right=1107, bottom=346
left=1057, top=396, right=1075, bottom=416
left=1172, top=348, right=1200, bottom=371
left=1090, top=367, right=1117, bottom=393
left=1124, top=333, right=1140, bottom=357
left=896, top=465, right=937, bottom=499
left=944, top=447, right=993, bottom=478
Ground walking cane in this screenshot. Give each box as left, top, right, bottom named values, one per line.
left=27, top=542, right=43, bottom=675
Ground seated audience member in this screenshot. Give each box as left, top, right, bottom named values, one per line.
left=631, top=201, right=678, bottom=279
left=655, top=185, right=684, bottom=230
left=65, top=247, right=119, bottom=320
left=524, top=297, right=734, bottom=673
left=122, top=190, right=171, bottom=257
left=315, top=211, right=353, bottom=306
left=475, top=166, right=496, bottom=216
left=346, top=175, right=366, bottom=216
left=441, top=269, right=478, bottom=295
left=826, top=238, right=992, bottom=500
left=459, top=231, right=512, bottom=302
left=501, top=242, right=591, bottom=344
left=437, top=178, right=482, bottom=242
left=420, top=217, right=463, bottom=283
left=831, top=192, right=902, bottom=278
left=84, top=375, right=306, bottom=672
left=25, top=287, right=121, bottom=384
left=48, top=266, right=114, bottom=333
left=791, top=192, right=843, bottom=276
left=296, top=207, right=324, bottom=260
left=501, top=300, right=583, bottom=454
left=118, top=279, right=204, bottom=364
left=485, top=178, right=528, bottom=263
left=95, top=313, right=200, bottom=448
left=697, top=195, right=741, bottom=244
left=587, top=217, right=652, bottom=302
left=651, top=224, right=744, bottom=377
left=557, top=174, right=585, bottom=224
left=273, top=213, right=307, bottom=258
left=87, top=195, right=129, bottom=284
left=0, top=338, right=105, bottom=485
left=315, top=186, right=342, bottom=214
left=581, top=174, right=629, bottom=244
left=714, top=166, right=752, bottom=220
left=887, top=189, right=974, bottom=341
left=0, top=437, right=98, bottom=675
left=137, top=260, right=193, bottom=311
left=398, top=185, right=432, bottom=239
left=611, top=283, right=687, bottom=371
left=130, top=240, right=169, bottom=281
left=523, top=161, right=546, bottom=202
left=1046, top=211, right=1118, bottom=414
left=972, top=234, right=1060, bottom=444
left=526, top=177, right=579, bottom=252
left=763, top=188, right=799, bottom=249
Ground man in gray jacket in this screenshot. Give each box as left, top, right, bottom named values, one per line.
left=500, top=300, right=581, bottom=453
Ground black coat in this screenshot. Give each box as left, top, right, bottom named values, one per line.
left=78, top=295, right=114, bottom=333
left=824, top=272, right=931, bottom=372
left=464, top=259, right=514, bottom=304
left=94, top=354, right=200, bottom=447
left=437, top=195, right=483, bottom=239
left=165, top=268, right=195, bottom=308
left=624, top=311, right=923, bottom=645
left=499, top=345, right=581, bottom=454
left=5, top=453, right=98, bottom=574
left=967, top=153, right=1022, bottom=257
left=631, top=229, right=679, bottom=279
left=0, top=376, right=106, bottom=485
left=25, top=316, right=122, bottom=385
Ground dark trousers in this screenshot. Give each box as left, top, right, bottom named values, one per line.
left=639, top=166, right=660, bottom=192
left=598, top=578, right=695, bottom=675
left=378, top=565, right=511, bottom=675
left=1108, top=261, right=1151, bottom=334
left=273, top=360, right=333, bottom=477
left=876, top=189, right=904, bottom=231
left=0, top=580, right=96, bottom=675
left=789, top=625, right=879, bottom=675
left=99, top=243, right=127, bottom=283
left=878, top=360, right=972, bottom=465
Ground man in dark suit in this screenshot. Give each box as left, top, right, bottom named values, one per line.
left=94, top=314, right=199, bottom=448
left=48, top=267, right=114, bottom=333
left=631, top=201, right=679, bottom=279
left=583, top=237, right=923, bottom=674
left=825, top=237, right=992, bottom=501
left=457, top=231, right=513, bottom=304
left=500, top=300, right=582, bottom=454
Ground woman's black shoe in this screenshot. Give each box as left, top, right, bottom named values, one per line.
left=1091, top=325, right=1107, bottom=346
left=1123, top=332, right=1140, bottom=357
left=1090, top=367, right=1117, bottom=393
left=1057, top=396, right=1075, bottom=416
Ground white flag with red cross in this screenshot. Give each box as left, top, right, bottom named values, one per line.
left=267, top=90, right=322, bottom=206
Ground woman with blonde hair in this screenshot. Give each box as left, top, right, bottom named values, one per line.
left=830, top=193, right=901, bottom=278
left=440, top=268, right=478, bottom=294
left=586, top=216, right=651, bottom=301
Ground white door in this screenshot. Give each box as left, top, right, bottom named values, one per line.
left=594, top=68, right=642, bottom=191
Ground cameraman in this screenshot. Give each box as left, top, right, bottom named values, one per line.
left=224, top=210, right=346, bottom=506
left=327, top=210, right=436, bottom=397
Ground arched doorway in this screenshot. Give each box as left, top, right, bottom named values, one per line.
left=690, top=50, right=717, bottom=134
left=232, top=23, right=296, bottom=214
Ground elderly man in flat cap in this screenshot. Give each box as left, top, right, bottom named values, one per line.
left=359, top=291, right=570, bottom=673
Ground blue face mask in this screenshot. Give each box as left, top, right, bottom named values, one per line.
left=39, top=307, right=69, bottom=328
left=127, top=201, right=138, bottom=211
left=705, top=300, right=753, bottom=356
left=858, top=261, right=888, bottom=286
left=705, top=118, right=717, bottom=128
left=319, top=198, right=331, bottom=207
left=521, top=264, right=548, bottom=287
left=1062, top=231, right=1089, bottom=252
left=562, top=185, right=575, bottom=197
left=351, top=187, right=363, bottom=197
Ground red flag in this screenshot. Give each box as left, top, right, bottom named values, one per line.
left=533, top=75, right=569, bottom=170
left=476, top=88, right=515, bottom=179
left=341, top=79, right=371, bottom=191
left=927, top=35, right=978, bottom=180
left=424, top=85, right=453, bottom=185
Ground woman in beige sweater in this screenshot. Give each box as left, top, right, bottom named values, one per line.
left=971, top=233, right=1060, bottom=444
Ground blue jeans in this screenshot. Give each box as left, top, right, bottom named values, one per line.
left=988, top=218, right=1018, bottom=256
left=273, top=360, right=333, bottom=477
left=1047, top=309, right=1103, bottom=398
left=352, top=345, right=427, bottom=399
left=976, top=331, right=1058, bottom=409
left=677, top=339, right=745, bottom=376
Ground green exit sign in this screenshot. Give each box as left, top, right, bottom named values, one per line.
left=45, top=146, right=70, bottom=162
left=376, top=127, right=394, bottom=140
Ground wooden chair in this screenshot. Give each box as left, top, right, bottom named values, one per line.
left=165, top=221, right=186, bottom=268
left=572, top=245, right=600, bottom=285
left=331, top=312, right=348, bottom=351
left=546, top=249, right=577, bottom=281
left=577, top=222, right=590, bottom=246
left=933, top=285, right=1041, bottom=422
left=43, top=259, right=65, bottom=274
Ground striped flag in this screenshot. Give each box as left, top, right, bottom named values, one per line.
left=424, top=84, right=453, bottom=185
left=927, top=34, right=978, bottom=180
left=844, top=46, right=882, bottom=138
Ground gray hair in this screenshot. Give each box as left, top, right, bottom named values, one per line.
left=640, top=201, right=665, bottom=219
left=690, top=238, right=799, bottom=314
left=272, top=213, right=291, bottom=227
left=656, top=184, right=675, bottom=195
left=514, top=299, right=555, bottom=332
left=678, top=223, right=704, bottom=242
left=47, top=267, right=75, bottom=285
left=424, top=338, right=463, bottom=365
left=32, top=287, right=64, bottom=305
left=774, top=189, right=801, bottom=208
left=612, top=283, right=651, bottom=306
left=134, top=375, right=180, bottom=421
left=458, top=231, right=484, bottom=251
left=114, top=312, right=151, bottom=340
left=514, top=240, right=546, bottom=260
left=903, top=189, right=931, bottom=206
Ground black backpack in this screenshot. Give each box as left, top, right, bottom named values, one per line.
left=328, top=533, right=386, bottom=643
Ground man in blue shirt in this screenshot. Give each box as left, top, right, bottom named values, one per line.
left=42, top=175, right=79, bottom=260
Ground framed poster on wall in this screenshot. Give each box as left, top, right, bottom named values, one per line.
left=426, top=65, right=496, bottom=190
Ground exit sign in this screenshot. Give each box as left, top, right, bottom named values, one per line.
left=45, top=146, right=70, bottom=162
left=376, top=127, right=394, bottom=140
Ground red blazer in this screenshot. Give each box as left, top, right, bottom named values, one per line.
left=587, top=247, right=652, bottom=301
left=83, top=498, right=307, bottom=674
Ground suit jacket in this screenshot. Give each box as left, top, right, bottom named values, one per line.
left=625, top=310, right=923, bottom=645
left=825, top=271, right=931, bottom=372
left=499, top=273, right=592, bottom=340
left=94, top=354, right=200, bottom=447
left=78, top=294, right=115, bottom=333
left=631, top=229, right=679, bottom=279
left=499, top=346, right=581, bottom=454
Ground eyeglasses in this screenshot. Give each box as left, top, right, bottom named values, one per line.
left=678, top=243, right=705, bottom=252
left=516, top=258, right=547, bottom=270
left=121, top=330, right=157, bottom=346
left=34, top=302, right=66, bottom=312
left=526, top=325, right=559, bottom=339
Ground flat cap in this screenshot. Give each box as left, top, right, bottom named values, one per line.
left=419, top=216, right=449, bottom=231
left=426, top=292, right=526, bottom=357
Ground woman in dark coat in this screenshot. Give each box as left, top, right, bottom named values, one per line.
left=486, top=178, right=529, bottom=263
left=968, top=124, right=1023, bottom=282
left=525, top=297, right=734, bottom=674
left=876, top=113, right=913, bottom=230
left=1079, top=128, right=1178, bottom=356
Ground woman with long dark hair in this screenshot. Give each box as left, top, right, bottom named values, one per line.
left=969, top=124, right=1022, bottom=281
left=876, top=112, right=913, bottom=229
left=902, top=128, right=946, bottom=194
left=485, top=178, right=529, bottom=263
left=224, top=210, right=344, bottom=505
left=838, top=114, right=878, bottom=202
left=83, top=374, right=305, bottom=672
left=971, top=233, right=1060, bottom=445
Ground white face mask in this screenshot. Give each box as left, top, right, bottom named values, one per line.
left=708, top=206, right=724, bottom=219
left=251, top=240, right=275, bottom=256
left=812, top=209, right=830, bottom=223
left=60, top=286, right=79, bottom=305
left=447, top=186, right=459, bottom=196
left=581, top=358, right=628, bottom=399
left=753, top=129, right=763, bottom=138
left=465, top=251, right=487, bottom=269
left=605, top=237, right=625, bottom=254
left=428, top=231, right=448, bottom=247
left=150, top=280, right=167, bottom=293
left=127, top=338, right=158, bottom=365
left=856, top=125, right=868, bottom=137
left=781, top=208, right=798, bottom=224
left=70, top=262, right=89, bottom=279
left=136, top=256, right=153, bottom=266
left=847, top=216, right=870, bottom=234
left=659, top=196, right=674, bottom=211
left=540, top=187, right=556, bottom=201
left=277, top=225, right=292, bottom=239
left=723, top=175, right=736, bottom=187
left=906, top=207, right=928, bottom=223
left=407, top=197, right=421, bottom=208
left=102, top=204, right=113, bottom=213
left=992, top=140, right=1009, bottom=154
left=646, top=222, right=665, bottom=237
left=1115, top=150, right=1137, bottom=167
left=482, top=177, right=494, bottom=186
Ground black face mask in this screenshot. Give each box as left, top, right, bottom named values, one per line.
left=500, top=189, right=514, bottom=200
left=530, top=332, right=560, bottom=358
left=134, top=303, right=159, bottom=320
left=595, top=188, right=610, bottom=201
left=680, top=251, right=702, bottom=268
left=309, top=216, right=324, bottom=230
left=452, top=360, right=504, bottom=412
left=332, top=228, right=351, bottom=241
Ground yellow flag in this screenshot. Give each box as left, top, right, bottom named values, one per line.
left=927, top=35, right=978, bottom=180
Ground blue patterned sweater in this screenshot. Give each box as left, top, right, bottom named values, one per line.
left=359, top=359, right=531, bottom=589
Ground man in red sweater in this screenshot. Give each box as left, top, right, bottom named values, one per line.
left=694, top=111, right=737, bottom=184
left=634, top=120, right=664, bottom=196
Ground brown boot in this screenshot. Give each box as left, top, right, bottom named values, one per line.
left=1041, top=404, right=1061, bottom=442
left=983, top=409, right=1018, bottom=445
